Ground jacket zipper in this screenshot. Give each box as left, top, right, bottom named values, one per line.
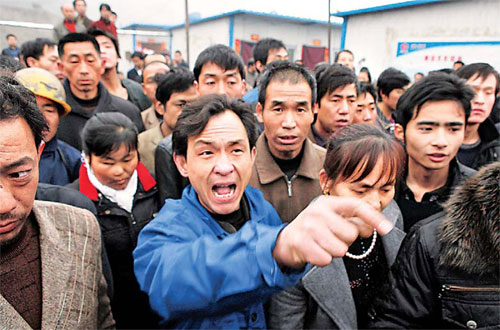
left=442, top=284, right=500, bottom=293
left=287, top=175, right=296, bottom=198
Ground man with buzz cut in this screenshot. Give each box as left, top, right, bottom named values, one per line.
left=393, top=72, right=476, bottom=232
left=252, top=61, right=325, bottom=223
left=133, top=93, right=394, bottom=329
left=56, top=33, right=144, bottom=150
left=139, top=68, right=198, bottom=175
left=309, top=64, right=358, bottom=147
left=455, top=63, right=500, bottom=170
left=377, top=67, right=411, bottom=129
left=20, top=38, right=65, bottom=81
left=155, top=44, right=247, bottom=202
left=243, top=38, right=288, bottom=105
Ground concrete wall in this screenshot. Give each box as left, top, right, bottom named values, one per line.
left=170, top=18, right=230, bottom=69
left=168, top=14, right=341, bottom=68
left=0, top=5, right=60, bottom=50
left=342, top=0, right=500, bottom=79
left=233, top=15, right=340, bottom=62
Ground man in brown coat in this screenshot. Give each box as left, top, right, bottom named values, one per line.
left=0, top=75, right=114, bottom=329
left=251, top=61, right=325, bottom=223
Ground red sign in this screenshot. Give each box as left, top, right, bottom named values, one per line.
left=250, top=34, right=259, bottom=41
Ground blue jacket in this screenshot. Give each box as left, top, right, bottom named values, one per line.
left=133, top=185, right=306, bottom=329
left=39, top=138, right=81, bottom=186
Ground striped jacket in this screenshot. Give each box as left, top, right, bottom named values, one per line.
left=0, top=201, right=115, bottom=329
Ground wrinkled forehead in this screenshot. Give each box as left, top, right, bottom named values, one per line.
left=189, top=111, right=250, bottom=149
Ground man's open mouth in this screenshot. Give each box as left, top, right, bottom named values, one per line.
left=212, top=184, right=236, bottom=199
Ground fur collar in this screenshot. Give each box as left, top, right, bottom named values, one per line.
left=439, top=162, right=500, bottom=275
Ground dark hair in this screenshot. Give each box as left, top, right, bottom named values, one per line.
left=6, top=34, right=16, bottom=40
left=454, top=60, right=465, bottom=66
left=0, top=75, right=47, bottom=148
left=358, top=82, right=377, bottom=104
left=173, top=94, right=257, bottom=157
left=193, top=44, right=245, bottom=81
left=334, top=49, right=354, bottom=63
left=87, top=28, right=120, bottom=57
left=152, top=72, right=168, bottom=85
left=324, top=124, right=405, bottom=186
left=247, top=59, right=255, bottom=66
left=359, top=66, right=372, bottom=83
left=395, top=72, right=475, bottom=131
left=20, top=38, right=57, bottom=67
left=456, top=62, right=500, bottom=95
left=131, top=51, right=144, bottom=60
left=82, top=112, right=138, bottom=158
left=415, top=72, right=424, bottom=77
left=252, top=38, right=286, bottom=67
left=317, top=64, right=358, bottom=106
left=73, top=0, right=86, bottom=7
left=313, top=62, right=330, bottom=82
left=156, top=68, right=195, bottom=105
left=258, top=61, right=316, bottom=106
left=0, top=55, right=23, bottom=72
left=58, top=33, right=100, bottom=58
left=431, top=68, right=453, bottom=75
left=175, top=50, right=181, bottom=55
left=111, top=11, right=117, bottom=16
left=99, top=3, right=111, bottom=11
left=376, top=67, right=410, bottom=101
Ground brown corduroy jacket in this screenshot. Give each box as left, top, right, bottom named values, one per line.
left=0, top=201, right=115, bottom=329
left=249, top=134, right=326, bottom=223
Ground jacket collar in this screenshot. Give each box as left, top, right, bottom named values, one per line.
left=395, top=158, right=472, bottom=202
left=42, top=138, right=58, bottom=153
left=79, top=161, right=156, bottom=201
left=301, top=200, right=406, bottom=329
left=254, top=134, right=323, bottom=184
left=63, top=80, right=110, bottom=118
left=478, top=118, right=500, bottom=143
left=439, top=162, right=500, bottom=275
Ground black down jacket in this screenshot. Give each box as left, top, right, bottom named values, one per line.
left=369, top=162, right=500, bottom=329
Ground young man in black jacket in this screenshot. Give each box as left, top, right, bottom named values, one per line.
left=57, top=33, right=144, bottom=150
left=393, top=73, right=476, bottom=232
left=369, top=161, right=500, bottom=329
left=455, top=63, right=500, bottom=169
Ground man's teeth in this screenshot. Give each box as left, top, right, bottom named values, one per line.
left=213, top=185, right=235, bottom=198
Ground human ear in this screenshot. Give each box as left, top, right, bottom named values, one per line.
left=155, top=101, right=165, bottom=116
left=173, top=153, right=189, bottom=178
left=394, top=124, right=405, bottom=143
left=256, top=103, right=264, bottom=123
left=319, top=169, right=331, bottom=194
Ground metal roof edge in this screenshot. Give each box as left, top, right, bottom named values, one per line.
left=332, top=0, right=447, bottom=17
left=122, top=9, right=339, bottom=31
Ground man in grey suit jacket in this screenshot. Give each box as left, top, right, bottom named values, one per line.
left=0, top=75, right=114, bottom=329
left=54, top=3, right=86, bottom=41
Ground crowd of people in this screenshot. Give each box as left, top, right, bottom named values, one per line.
left=0, top=5, right=499, bottom=329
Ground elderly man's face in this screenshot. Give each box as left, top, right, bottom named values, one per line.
left=142, top=62, right=169, bottom=101
left=0, top=117, right=41, bottom=246
left=174, top=111, right=256, bottom=215
left=61, top=4, right=76, bottom=21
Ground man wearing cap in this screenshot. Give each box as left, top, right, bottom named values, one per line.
left=15, top=67, right=81, bottom=186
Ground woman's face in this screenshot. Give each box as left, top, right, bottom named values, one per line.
left=320, top=157, right=395, bottom=212
left=89, top=144, right=138, bottom=190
